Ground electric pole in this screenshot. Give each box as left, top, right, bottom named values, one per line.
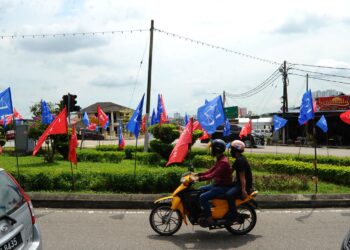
left=282, top=60, right=289, bottom=144
left=222, top=91, right=226, bottom=108
left=144, top=20, right=154, bottom=152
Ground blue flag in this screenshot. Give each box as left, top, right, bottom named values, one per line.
left=184, top=113, right=189, bottom=126
left=126, top=94, right=145, bottom=138
left=197, top=95, right=226, bottom=134
left=0, top=88, right=13, bottom=117
left=151, top=109, right=157, bottom=125
left=298, top=90, right=314, bottom=125
left=223, top=118, right=230, bottom=137
left=273, top=115, right=288, bottom=131
left=104, top=119, right=110, bottom=130
left=316, top=115, right=328, bottom=133
left=82, top=112, right=90, bottom=126
left=156, top=94, right=163, bottom=124
left=41, top=100, right=54, bottom=125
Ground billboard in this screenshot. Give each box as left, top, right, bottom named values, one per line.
left=224, top=106, right=238, bottom=119
left=316, top=96, right=350, bottom=111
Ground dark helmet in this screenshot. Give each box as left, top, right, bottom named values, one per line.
left=211, top=139, right=226, bottom=155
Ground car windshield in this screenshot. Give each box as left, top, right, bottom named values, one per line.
left=0, top=171, right=25, bottom=217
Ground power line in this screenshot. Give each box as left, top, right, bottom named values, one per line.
left=154, top=28, right=280, bottom=65
left=289, top=62, right=350, bottom=71
left=0, top=29, right=148, bottom=39
left=289, top=72, right=350, bottom=85
left=290, top=67, right=350, bottom=80
left=225, top=67, right=281, bottom=98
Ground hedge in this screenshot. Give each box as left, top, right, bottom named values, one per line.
left=77, top=150, right=125, bottom=163
left=249, top=159, right=350, bottom=186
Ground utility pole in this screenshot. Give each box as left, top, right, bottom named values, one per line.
left=282, top=61, right=288, bottom=144
left=144, top=20, right=154, bottom=152
left=306, top=73, right=309, bottom=91
left=222, top=91, right=226, bottom=108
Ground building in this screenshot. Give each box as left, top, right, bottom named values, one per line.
left=80, top=102, right=134, bottom=137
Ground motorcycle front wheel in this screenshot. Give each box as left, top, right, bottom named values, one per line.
left=225, top=203, right=257, bottom=235
left=149, top=204, right=182, bottom=236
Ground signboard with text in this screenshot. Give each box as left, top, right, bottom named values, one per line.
left=316, top=96, right=350, bottom=111
left=224, top=106, right=238, bottom=119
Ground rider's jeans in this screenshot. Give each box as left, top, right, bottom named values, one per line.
left=199, top=184, right=230, bottom=218
left=225, top=183, right=242, bottom=217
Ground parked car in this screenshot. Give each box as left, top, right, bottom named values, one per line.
left=77, top=129, right=104, bottom=140
left=341, top=228, right=350, bottom=250
left=0, top=168, right=42, bottom=250
left=201, top=124, right=265, bottom=147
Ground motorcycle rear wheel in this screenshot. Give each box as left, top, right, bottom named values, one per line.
left=149, top=204, right=182, bottom=236
left=225, top=203, right=257, bottom=235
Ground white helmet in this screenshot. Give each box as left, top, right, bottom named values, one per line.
left=231, top=140, right=245, bottom=153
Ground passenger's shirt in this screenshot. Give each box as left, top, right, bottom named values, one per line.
left=232, top=155, right=253, bottom=190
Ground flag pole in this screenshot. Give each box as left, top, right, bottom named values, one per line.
left=312, top=119, right=318, bottom=194
left=326, top=132, right=329, bottom=157
left=70, top=162, right=75, bottom=190
left=134, top=138, right=138, bottom=186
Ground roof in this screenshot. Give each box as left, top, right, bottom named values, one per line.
left=80, top=102, right=133, bottom=113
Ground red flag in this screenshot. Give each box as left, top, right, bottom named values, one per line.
left=141, top=114, right=146, bottom=133
left=87, top=123, right=97, bottom=131
left=239, top=119, right=252, bottom=139
left=166, top=118, right=193, bottom=166
left=32, top=107, right=68, bottom=155
left=160, top=95, right=169, bottom=124
left=68, top=125, right=78, bottom=165
left=13, top=108, right=23, bottom=119
left=193, top=121, right=209, bottom=140
left=97, top=106, right=109, bottom=128
left=340, top=110, right=350, bottom=125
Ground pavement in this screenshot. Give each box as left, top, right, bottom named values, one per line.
left=28, top=192, right=350, bottom=209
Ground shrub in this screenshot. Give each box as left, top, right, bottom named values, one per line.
left=136, top=152, right=162, bottom=165
left=96, top=145, right=121, bottom=151
left=124, top=145, right=144, bottom=159
left=254, top=174, right=309, bottom=192
left=77, top=150, right=124, bottom=163
left=192, top=155, right=215, bottom=169
left=149, top=139, right=174, bottom=159
left=148, top=124, right=180, bottom=144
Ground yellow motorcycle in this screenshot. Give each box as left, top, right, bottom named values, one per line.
left=149, top=172, right=258, bottom=236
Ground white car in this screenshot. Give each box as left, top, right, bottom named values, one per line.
left=0, top=169, right=42, bottom=250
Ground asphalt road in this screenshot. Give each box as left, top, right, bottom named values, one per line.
left=36, top=208, right=350, bottom=250
left=79, top=138, right=350, bottom=157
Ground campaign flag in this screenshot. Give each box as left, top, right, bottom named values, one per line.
left=273, top=115, right=288, bottom=131
left=316, top=115, right=328, bottom=133
left=33, top=107, right=68, bottom=155
left=97, top=106, right=109, bottom=129
left=2, top=116, right=6, bottom=128
left=68, top=125, right=78, bottom=165
left=126, top=94, right=145, bottom=138
left=118, top=121, right=125, bottom=149
left=340, top=110, right=350, bottom=125
left=87, top=123, right=97, bottom=131
left=166, top=118, right=193, bottom=166
left=184, top=113, right=189, bottom=126
left=0, top=88, right=13, bottom=117
left=192, top=121, right=210, bottom=140
left=103, top=120, right=110, bottom=130
left=223, top=118, right=230, bottom=137
left=41, top=100, right=54, bottom=125
left=160, top=95, right=168, bottom=124
left=13, top=108, right=23, bottom=120
left=151, top=109, right=157, bottom=125
left=141, top=114, right=146, bottom=133
left=298, top=90, right=314, bottom=125
left=239, top=119, right=252, bottom=139
left=156, top=94, right=163, bottom=124
left=82, top=112, right=90, bottom=126
left=197, top=95, right=226, bottom=134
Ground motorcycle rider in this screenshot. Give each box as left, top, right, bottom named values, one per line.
left=190, top=139, right=233, bottom=226
left=225, top=140, right=253, bottom=222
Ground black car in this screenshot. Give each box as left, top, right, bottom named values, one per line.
left=201, top=124, right=265, bottom=148
left=77, top=129, right=104, bottom=140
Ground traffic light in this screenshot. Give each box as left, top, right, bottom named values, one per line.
left=70, top=94, right=81, bottom=112
left=60, top=94, right=81, bottom=112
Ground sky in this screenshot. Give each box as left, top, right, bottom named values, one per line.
left=1, top=0, right=350, bottom=119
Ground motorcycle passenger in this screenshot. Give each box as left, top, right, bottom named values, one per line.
left=225, top=140, right=253, bottom=222
left=191, top=139, right=233, bottom=226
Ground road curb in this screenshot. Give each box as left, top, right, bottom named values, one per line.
left=28, top=192, right=350, bottom=209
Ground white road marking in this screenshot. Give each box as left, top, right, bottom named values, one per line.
left=35, top=208, right=350, bottom=215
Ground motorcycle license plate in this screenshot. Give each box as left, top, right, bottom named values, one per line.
left=0, top=233, right=23, bottom=250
